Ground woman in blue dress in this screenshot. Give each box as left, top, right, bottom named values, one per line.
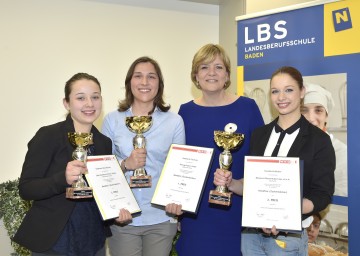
left=176, top=44, right=264, bottom=255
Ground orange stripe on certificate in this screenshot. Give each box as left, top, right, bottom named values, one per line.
left=246, top=158, right=279, bottom=163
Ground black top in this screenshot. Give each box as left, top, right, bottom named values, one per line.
left=13, top=115, right=112, bottom=253
left=250, top=115, right=335, bottom=218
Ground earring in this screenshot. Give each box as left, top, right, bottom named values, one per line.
left=196, top=81, right=201, bottom=89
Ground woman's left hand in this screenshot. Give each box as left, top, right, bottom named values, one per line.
left=115, top=208, right=132, bottom=224
left=165, top=203, right=183, bottom=216
left=262, top=225, right=279, bottom=236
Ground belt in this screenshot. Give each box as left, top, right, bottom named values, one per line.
left=242, top=227, right=302, bottom=238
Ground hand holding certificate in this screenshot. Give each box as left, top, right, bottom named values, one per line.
left=85, top=155, right=141, bottom=220
left=242, top=156, right=302, bottom=232
left=151, top=144, right=214, bottom=214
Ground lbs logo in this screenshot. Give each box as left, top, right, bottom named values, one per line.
left=332, top=7, right=352, bottom=32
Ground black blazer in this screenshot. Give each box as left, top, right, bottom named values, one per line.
left=13, top=115, right=112, bottom=252
left=249, top=115, right=335, bottom=218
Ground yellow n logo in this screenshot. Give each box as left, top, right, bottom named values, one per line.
left=332, top=7, right=352, bottom=32
left=335, top=10, right=349, bottom=24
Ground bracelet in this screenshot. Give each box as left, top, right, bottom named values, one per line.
left=121, top=158, right=128, bottom=172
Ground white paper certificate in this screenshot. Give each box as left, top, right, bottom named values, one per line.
left=242, top=156, right=302, bottom=231
left=85, top=155, right=141, bottom=220
left=151, top=144, right=214, bottom=214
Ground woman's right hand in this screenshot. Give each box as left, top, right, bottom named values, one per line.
left=214, top=169, right=244, bottom=196
left=126, top=148, right=147, bottom=170
left=214, top=168, right=233, bottom=187
left=65, top=160, right=87, bottom=185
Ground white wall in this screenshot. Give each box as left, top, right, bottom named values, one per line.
left=0, top=0, right=219, bottom=182
left=0, top=0, right=218, bottom=253
left=246, top=0, right=316, bottom=13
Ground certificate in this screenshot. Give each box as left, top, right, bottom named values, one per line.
left=242, top=156, right=302, bottom=231
left=85, top=155, right=141, bottom=220
left=151, top=144, right=214, bottom=214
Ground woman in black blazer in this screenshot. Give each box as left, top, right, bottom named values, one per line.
left=214, top=66, right=335, bottom=256
left=13, top=73, right=132, bottom=256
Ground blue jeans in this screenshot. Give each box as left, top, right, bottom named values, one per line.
left=241, top=229, right=308, bottom=256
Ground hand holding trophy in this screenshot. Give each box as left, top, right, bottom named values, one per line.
left=66, top=132, right=93, bottom=199
left=126, top=116, right=153, bottom=188
left=209, top=123, right=244, bottom=206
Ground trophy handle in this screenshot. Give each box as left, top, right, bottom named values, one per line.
left=130, top=134, right=152, bottom=188
left=72, top=175, right=88, bottom=188
left=219, top=150, right=232, bottom=170
left=133, top=134, right=146, bottom=149
left=72, top=146, right=88, bottom=162
left=215, top=150, right=232, bottom=193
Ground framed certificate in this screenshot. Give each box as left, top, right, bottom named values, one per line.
left=151, top=144, right=214, bottom=214
left=242, top=156, right=302, bottom=232
left=85, top=155, right=141, bottom=220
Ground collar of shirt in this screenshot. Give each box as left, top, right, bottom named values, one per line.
left=127, top=106, right=159, bottom=116
left=264, top=122, right=300, bottom=157
left=274, top=118, right=301, bottom=134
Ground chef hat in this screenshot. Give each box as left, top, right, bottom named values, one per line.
left=304, top=83, right=335, bottom=114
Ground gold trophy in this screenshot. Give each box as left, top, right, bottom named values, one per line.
left=209, top=123, right=244, bottom=206
left=125, top=116, right=152, bottom=188
left=66, top=132, right=93, bottom=199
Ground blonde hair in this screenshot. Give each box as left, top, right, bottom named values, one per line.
left=191, top=44, right=231, bottom=89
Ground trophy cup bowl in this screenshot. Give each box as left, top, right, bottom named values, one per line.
left=66, top=132, right=93, bottom=199
left=125, top=116, right=153, bottom=188
left=209, top=123, right=244, bottom=206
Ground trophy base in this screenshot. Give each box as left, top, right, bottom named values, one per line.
left=130, top=175, right=152, bottom=188
left=208, top=190, right=232, bottom=206
left=66, top=187, right=93, bottom=199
